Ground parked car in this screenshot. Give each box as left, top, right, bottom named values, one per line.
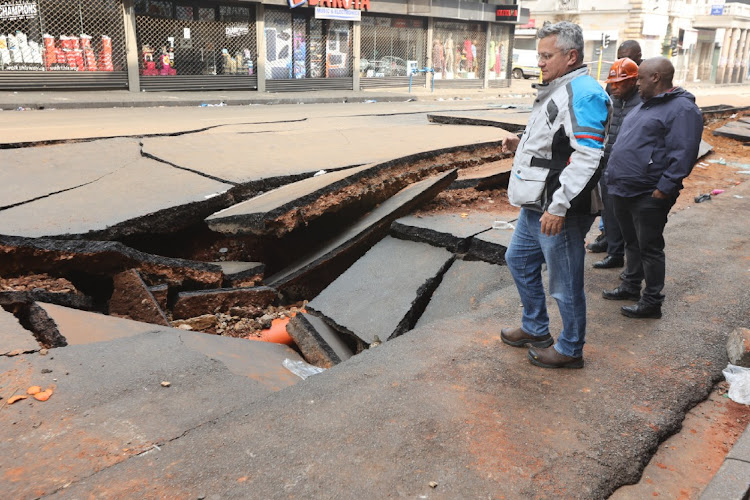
left=362, top=56, right=408, bottom=77
left=512, top=49, right=540, bottom=79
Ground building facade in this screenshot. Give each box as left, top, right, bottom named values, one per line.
left=0, top=0, right=520, bottom=91
left=519, top=0, right=750, bottom=84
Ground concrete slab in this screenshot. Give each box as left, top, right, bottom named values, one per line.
left=39, top=302, right=163, bottom=345
left=415, top=259, right=515, bottom=329
left=108, top=269, right=170, bottom=326
left=428, top=109, right=531, bottom=133
left=714, top=121, right=750, bottom=142
left=391, top=212, right=501, bottom=252
left=307, top=236, right=454, bottom=344
left=0, top=236, right=224, bottom=289
left=466, top=224, right=517, bottom=264
left=0, top=289, right=94, bottom=312
left=286, top=312, right=355, bottom=368
left=726, top=425, right=750, bottom=461
left=172, top=286, right=277, bottom=320
left=0, top=155, right=233, bottom=238
left=698, top=139, right=714, bottom=159
left=205, top=165, right=372, bottom=235
left=0, top=327, right=302, bottom=500
left=0, top=138, right=142, bottom=209
left=142, top=123, right=500, bottom=184
left=699, top=459, right=750, bottom=499
left=0, top=307, right=39, bottom=356
left=451, top=160, right=512, bottom=190
left=265, top=169, right=458, bottom=300
left=215, top=261, right=265, bottom=287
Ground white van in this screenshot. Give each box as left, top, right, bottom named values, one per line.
left=512, top=49, right=541, bottom=79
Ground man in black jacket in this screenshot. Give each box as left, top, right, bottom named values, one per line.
left=592, top=57, right=642, bottom=270
left=602, top=57, right=703, bottom=319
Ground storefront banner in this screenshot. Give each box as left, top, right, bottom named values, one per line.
left=226, top=24, right=250, bottom=38
left=0, top=0, right=38, bottom=21
left=710, top=5, right=724, bottom=15
left=495, top=5, right=518, bottom=22
left=315, top=7, right=361, bottom=21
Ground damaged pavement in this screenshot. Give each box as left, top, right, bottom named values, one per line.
left=1, top=102, right=749, bottom=498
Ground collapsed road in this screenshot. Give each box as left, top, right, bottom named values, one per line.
left=1, top=102, right=749, bottom=498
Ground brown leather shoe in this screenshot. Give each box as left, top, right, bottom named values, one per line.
left=501, top=327, right=554, bottom=348
left=527, top=346, right=584, bottom=369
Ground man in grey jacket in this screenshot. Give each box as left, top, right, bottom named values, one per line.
left=500, top=21, right=611, bottom=369
left=603, top=57, right=703, bottom=319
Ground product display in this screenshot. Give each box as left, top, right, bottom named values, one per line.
left=0, top=31, right=115, bottom=71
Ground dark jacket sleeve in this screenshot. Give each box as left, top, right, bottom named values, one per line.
left=656, top=106, right=703, bottom=196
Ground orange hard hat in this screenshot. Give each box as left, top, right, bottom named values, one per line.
left=605, top=57, right=638, bottom=83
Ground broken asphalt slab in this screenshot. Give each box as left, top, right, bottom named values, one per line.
left=215, top=261, right=265, bottom=287
left=265, top=169, right=458, bottom=299
left=206, top=141, right=503, bottom=238
left=0, top=317, right=303, bottom=499
left=0, top=307, right=39, bottom=356
left=108, top=269, right=170, bottom=326
left=307, top=236, right=454, bottom=344
left=391, top=212, right=512, bottom=253
left=0, top=236, right=224, bottom=290
left=141, top=118, right=501, bottom=184
left=286, top=312, right=355, bottom=368
left=171, top=285, right=278, bottom=320
left=0, top=152, right=232, bottom=239
left=30, top=181, right=750, bottom=499
left=415, top=259, right=516, bottom=329
left=714, top=120, right=750, bottom=142
left=427, top=109, right=531, bottom=133
left=466, top=224, right=516, bottom=265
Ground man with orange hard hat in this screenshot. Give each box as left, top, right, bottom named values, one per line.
left=591, top=57, right=642, bottom=274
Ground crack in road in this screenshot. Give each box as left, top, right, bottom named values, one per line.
left=0, top=118, right=309, bottom=150
left=140, top=148, right=238, bottom=186
left=0, top=160, right=138, bottom=212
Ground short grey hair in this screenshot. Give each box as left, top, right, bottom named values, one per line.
left=537, top=21, right=584, bottom=63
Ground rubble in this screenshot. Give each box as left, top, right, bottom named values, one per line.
left=172, top=286, right=278, bottom=320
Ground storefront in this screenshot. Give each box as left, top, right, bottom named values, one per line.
left=134, top=0, right=258, bottom=91
left=360, top=13, right=427, bottom=89
left=0, top=0, right=127, bottom=90
left=263, top=5, right=353, bottom=92
left=0, top=0, right=518, bottom=92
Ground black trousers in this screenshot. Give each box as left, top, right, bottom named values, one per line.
left=612, top=193, right=675, bottom=306
left=600, top=176, right=625, bottom=258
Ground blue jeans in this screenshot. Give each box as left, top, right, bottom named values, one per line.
left=505, top=208, right=595, bottom=358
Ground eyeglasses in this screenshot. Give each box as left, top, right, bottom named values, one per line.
left=536, top=50, right=565, bottom=62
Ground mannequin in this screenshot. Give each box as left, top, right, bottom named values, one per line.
left=489, top=40, right=496, bottom=74
left=432, top=38, right=444, bottom=74
left=444, top=33, right=454, bottom=76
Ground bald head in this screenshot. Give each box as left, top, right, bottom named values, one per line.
left=617, top=40, right=642, bottom=65
left=636, top=57, right=675, bottom=100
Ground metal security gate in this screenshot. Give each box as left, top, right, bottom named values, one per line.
left=263, top=6, right=352, bottom=93
left=135, top=1, right=257, bottom=91
left=432, top=19, right=486, bottom=89
left=359, top=14, right=427, bottom=89
left=487, top=22, right=511, bottom=89
left=0, top=0, right=127, bottom=90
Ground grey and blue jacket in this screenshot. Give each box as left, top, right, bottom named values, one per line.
left=606, top=87, right=703, bottom=198
left=508, top=66, right=612, bottom=216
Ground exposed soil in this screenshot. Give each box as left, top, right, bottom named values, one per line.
left=611, top=382, right=750, bottom=499
left=1, top=274, right=80, bottom=295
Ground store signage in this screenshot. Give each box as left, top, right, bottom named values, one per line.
left=289, top=0, right=370, bottom=9
left=0, top=0, right=38, bottom=21
left=710, top=5, right=724, bottom=15
left=226, top=24, right=250, bottom=37
left=495, top=5, right=519, bottom=22
left=315, top=6, right=361, bottom=21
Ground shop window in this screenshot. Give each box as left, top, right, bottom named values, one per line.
left=0, top=0, right=126, bottom=73
left=198, top=8, right=216, bottom=22
left=136, top=0, right=173, bottom=18
left=219, top=6, right=249, bottom=23
left=360, top=15, right=426, bottom=78
left=432, top=20, right=486, bottom=80
left=175, top=6, right=194, bottom=21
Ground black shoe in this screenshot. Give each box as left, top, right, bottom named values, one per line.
left=593, top=255, right=625, bottom=269
left=621, top=302, right=662, bottom=319
left=586, top=236, right=607, bottom=253
left=602, top=285, right=641, bottom=301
